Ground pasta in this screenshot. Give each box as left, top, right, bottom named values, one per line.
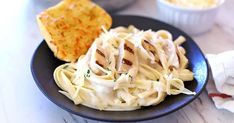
left=53, top=25, right=195, bottom=111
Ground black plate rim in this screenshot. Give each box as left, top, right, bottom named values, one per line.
left=31, top=15, right=209, bottom=122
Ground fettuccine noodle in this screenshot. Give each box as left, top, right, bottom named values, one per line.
left=53, top=25, right=195, bottom=111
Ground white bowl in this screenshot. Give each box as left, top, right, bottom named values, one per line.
left=156, top=0, right=225, bottom=35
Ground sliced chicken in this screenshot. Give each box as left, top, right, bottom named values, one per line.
left=142, top=40, right=155, bottom=54
left=163, top=40, right=179, bottom=69
left=142, top=40, right=159, bottom=62
left=90, top=44, right=108, bottom=75
left=117, top=40, right=135, bottom=73
left=155, top=44, right=168, bottom=71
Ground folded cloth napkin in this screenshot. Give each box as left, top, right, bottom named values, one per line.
left=206, top=50, right=234, bottom=113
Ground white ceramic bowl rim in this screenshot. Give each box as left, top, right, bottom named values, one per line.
left=158, top=0, right=226, bottom=12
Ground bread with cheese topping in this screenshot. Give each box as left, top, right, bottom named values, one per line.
left=37, top=0, right=112, bottom=62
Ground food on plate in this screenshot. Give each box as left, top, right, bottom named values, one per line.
left=165, top=0, right=218, bottom=9
left=37, top=0, right=112, bottom=62
left=53, top=26, right=195, bottom=111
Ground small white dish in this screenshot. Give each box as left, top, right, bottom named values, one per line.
left=156, top=0, right=225, bottom=35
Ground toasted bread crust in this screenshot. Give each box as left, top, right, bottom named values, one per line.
left=37, top=0, right=112, bottom=62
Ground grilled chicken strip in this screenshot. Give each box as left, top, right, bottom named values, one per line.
left=142, top=40, right=159, bottom=62
left=117, top=40, right=135, bottom=73
left=163, top=39, right=179, bottom=69
left=90, top=44, right=108, bottom=75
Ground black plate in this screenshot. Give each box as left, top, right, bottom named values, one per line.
left=31, top=15, right=209, bottom=122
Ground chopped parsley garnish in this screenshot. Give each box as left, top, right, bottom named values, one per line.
left=106, top=68, right=111, bottom=71
left=84, top=69, right=91, bottom=78
left=113, top=75, right=117, bottom=82
left=129, top=75, right=133, bottom=81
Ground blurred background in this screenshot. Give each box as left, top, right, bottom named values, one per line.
left=1, top=0, right=233, bottom=54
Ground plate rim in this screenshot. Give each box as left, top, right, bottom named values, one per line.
left=31, top=15, right=209, bottom=122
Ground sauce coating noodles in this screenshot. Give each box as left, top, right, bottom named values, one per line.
left=54, top=26, right=195, bottom=111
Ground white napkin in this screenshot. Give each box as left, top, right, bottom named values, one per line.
left=206, top=50, right=234, bottom=113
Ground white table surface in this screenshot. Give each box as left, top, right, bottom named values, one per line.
left=1, top=0, right=234, bottom=123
